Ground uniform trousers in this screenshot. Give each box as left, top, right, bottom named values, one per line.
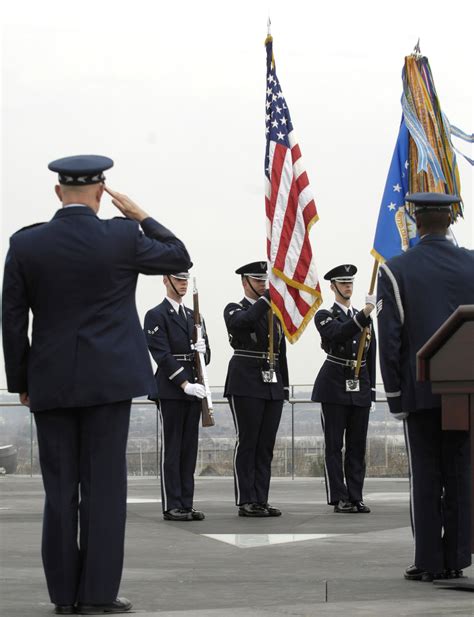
left=404, top=408, right=471, bottom=572
left=228, top=395, right=283, bottom=506
left=34, top=400, right=131, bottom=606
left=158, top=399, right=201, bottom=512
left=321, top=403, right=370, bottom=505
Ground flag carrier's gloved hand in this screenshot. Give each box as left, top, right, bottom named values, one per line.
left=183, top=383, right=206, bottom=399
left=365, top=293, right=376, bottom=308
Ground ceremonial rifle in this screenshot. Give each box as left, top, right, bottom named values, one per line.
left=353, top=261, right=378, bottom=383
left=192, top=278, right=215, bottom=427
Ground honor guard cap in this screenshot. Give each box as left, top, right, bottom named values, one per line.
left=167, top=271, right=191, bottom=280
left=324, top=264, right=357, bottom=282
left=235, top=261, right=268, bottom=281
left=406, top=192, right=461, bottom=212
left=48, top=155, right=114, bottom=186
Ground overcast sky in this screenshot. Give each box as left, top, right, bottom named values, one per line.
left=1, top=0, right=473, bottom=389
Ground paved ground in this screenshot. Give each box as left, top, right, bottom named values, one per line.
left=1, top=476, right=472, bottom=616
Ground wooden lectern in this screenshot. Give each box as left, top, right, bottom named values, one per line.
left=417, top=305, right=474, bottom=590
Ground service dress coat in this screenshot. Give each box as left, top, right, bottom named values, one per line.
left=144, top=299, right=210, bottom=400
left=312, top=303, right=376, bottom=406
left=224, top=295, right=289, bottom=399
left=2, top=206, right=191, bottom=410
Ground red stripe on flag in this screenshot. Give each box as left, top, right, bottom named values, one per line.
left=286, top=280, right=312, bottom=314
left=292, top=239, right=315, bottom=283
left=302, top=199, right=317, bottom=227
left=295, top=170, right=309, bottom=195
left=274, top=174, right=299, bottom=272
left=267, top=144, right=287, bottom=225
left=291, top=143, right=301, bottom=163
left=270, top=281, right=313, bottom=336
left=270, top=284, right=298, bottom=337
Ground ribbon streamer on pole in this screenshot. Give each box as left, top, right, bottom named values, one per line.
left=358, top=47, right=472, bottom=379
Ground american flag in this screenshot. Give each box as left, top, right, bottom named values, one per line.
left=264, top=35, right=322, bottom=343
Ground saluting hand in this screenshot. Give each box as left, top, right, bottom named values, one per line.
left=104, top=186, right=149, bottom=222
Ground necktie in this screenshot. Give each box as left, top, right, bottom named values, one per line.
left=179, top=305, right=187, bottom=322
left=347, top=308, right=352, bottom=318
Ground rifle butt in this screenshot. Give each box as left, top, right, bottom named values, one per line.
left=201, top=398, right=215, bottom=427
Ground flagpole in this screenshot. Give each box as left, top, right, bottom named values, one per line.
left=354, top=259, right=379, bottom=380
left=268, top=308, right=275, bottom=376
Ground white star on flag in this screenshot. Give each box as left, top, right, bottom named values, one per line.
left=393, top=184, right=402, bottom=192
left=388, top=202, right=397, bottom=211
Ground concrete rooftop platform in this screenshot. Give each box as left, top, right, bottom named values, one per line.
left=1, top=476, right=473, bottom=616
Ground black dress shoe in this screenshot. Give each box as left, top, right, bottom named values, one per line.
left=185, top=508, right=205, bottom=520
left=404, top=565, right=444, bottom=582
left=163, top=508, right=193, bottom=521
left=260, top=503, right=282, bottom=516
left=333, top=500, right=357, bottom=513
left=76, top=597, right=132, bottom=614
left=238, top=503, right=270, bottom=517
left=445, top=568, right=464, bottom=579
left=352, top=501, right=371, bottom=513
left=404, top=564, right=425, bottom=580
left=54, top=606, right=75, bottom=615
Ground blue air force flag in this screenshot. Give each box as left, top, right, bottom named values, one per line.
left=371, top=118, right=418, bottom=263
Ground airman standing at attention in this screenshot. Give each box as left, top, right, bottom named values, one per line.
left=312, top=264, right=376, bottom=514
left=144, top=271, right=210, bottom=522
left=224, top=261, right=289, bottom=518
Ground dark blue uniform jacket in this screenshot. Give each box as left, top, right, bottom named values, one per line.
left=2, top=206, right=191, bottom=411
left=312, top=303, right=376, bottom=406
left=144, top=299, right=210, bottom=401
left=224, top=295, right=289, bottom=400
left=377, top=234, right=474, bottom=416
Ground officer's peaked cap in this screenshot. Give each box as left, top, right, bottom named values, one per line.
left=235, top=261, right=268, bottom=280
left=48, top=155, right=114, bottom=186
left=324, top=264, right=357, bottom=282
left=167, top=271, right=191, bottom=280
left=406, top=192, right=461, bottom=212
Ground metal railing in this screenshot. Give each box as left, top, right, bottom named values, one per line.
left=0, top=386, right=406, bottom=478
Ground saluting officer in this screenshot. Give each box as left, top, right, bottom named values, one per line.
left=377, top=192, right=474, bottom=582
left=144, top=271, right=210, bottom=522
left=224, top=261, right=289, bottom=517
left=312, top=265, right=376, bottom=514
left=1, top=155, right=191, bottom=615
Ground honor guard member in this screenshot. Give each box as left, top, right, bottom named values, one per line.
left=144, top=271, right=210, bottom=521
left=1, top=155, right=191, bottom=615
left=312, top=265, right=376, bottom=514
left=224, top=261, right=289, bottom=517
left=377, top=192, right=474, bottom=582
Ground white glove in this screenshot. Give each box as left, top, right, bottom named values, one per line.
left=192, top=338, right=206, bottom=354
left=370, top=402, right=376, bottom=413
left=365, top=293, right=376, bottom=308
left=184, top=383, right=206, bottom=399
